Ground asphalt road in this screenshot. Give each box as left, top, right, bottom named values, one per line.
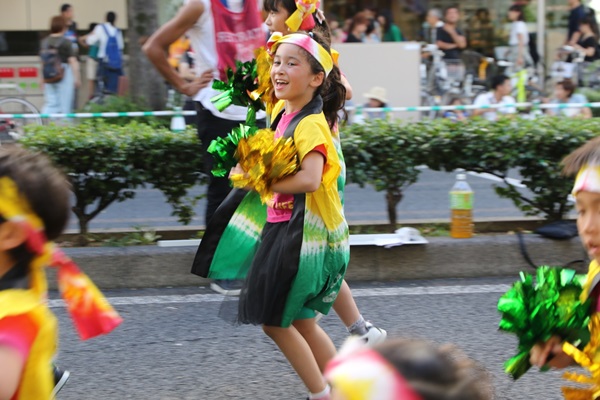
left=52, top=277, right=575, bottom=400
left=65, top=168, right=545, bottom=233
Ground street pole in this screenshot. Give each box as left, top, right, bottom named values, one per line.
left=537, top=0, right=546, bottom=90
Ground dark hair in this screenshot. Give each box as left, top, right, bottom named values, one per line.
left=348, top=11, right=369, bottom=33
left=106, top=11, right=116, bottom=25
left=50, top=16, right=67, bottom=34
left=60, top=3, right=72, bottom=13
left=557, top=78, right=577, bottom=98
left=563, top=136, right=600, bottom=176
left=375, top=339, right=494, bottom=400
left=0, top=148, right=70, bottom=267
left=491, top=74, right=510, bottom=90
left=444, top=5, right=459, bottom=16
left=379, top=9, right=395, bottom=35
left=580, top=15, right=600, bottom=39
left=88, top=22, right=98, bottom=32
left=508, top=4, right=525, bottom=21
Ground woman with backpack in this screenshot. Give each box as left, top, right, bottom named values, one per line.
left=41, top=15, right=80, bottom=116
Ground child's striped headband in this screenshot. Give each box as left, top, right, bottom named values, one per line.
left=267, top=32, right=333, bottom=77
left=573, top=165, right=600, bottom=195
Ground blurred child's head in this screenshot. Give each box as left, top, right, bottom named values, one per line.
left=263, top=0, right=331, bottom=40
left=0, top=147, right=70, bottom=271
left=268, top=31, right=346, bottom=127
left=563, top=137, right=600, bottom=263
left=325, top=337, right=493, bottom=400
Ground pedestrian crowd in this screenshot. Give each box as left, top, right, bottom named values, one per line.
left=39, top=3, right=124, bottom=117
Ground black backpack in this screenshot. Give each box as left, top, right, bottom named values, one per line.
left=40, top=38, right=65, bottom=84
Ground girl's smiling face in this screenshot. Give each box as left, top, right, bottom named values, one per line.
left=270, top=43, right=323, bottom=110
left=576, top=190, right=600, bottom=262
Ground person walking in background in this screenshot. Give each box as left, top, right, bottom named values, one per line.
left=143, top=0, right=264, bottom=296
left=60, top=3, right=78, bottom=55
left=421, top=8, right=444, bottom=44
left=78, top=23, right=99, bottom=99
left=467, top=8, right=494, bottom=57
left=506, top=4, right=533, bottom=74
left=41, top=16, right=80, bottom=115
left=567, top=0, right=586, bottom=45
left=573, top=16, right=600, bottom=62
left=378, top=9, right=403, bottom=42
left=436, top=6, right=466, bottom=60
left=85, top=11, right=124, bottom=94
left=471, top=74, right=516, bottom=121
left=345, top=12, right=369, bottom=43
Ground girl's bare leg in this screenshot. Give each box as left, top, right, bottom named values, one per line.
left=263, top=324, right=327, bottom=393
left=293, top=318, right=337, bottom=372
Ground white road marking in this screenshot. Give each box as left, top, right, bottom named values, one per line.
left=47, top=284, right=512, bottom=308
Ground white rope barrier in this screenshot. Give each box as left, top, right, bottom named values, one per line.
left=0, top=102, right=598, bottom=119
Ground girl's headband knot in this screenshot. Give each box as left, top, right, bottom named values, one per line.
left=286, top=0, right=320, bottom=32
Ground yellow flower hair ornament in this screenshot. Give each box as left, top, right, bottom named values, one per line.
left=286, top=0, right=321, bottom=32
left=0, top=177, right=122, bottom=340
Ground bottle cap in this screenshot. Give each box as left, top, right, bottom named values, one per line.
left=457, top=173, right=466, bottom=180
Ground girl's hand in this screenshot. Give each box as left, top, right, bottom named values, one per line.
left=229, top=163, right=247, bottom=179
left=529, top=336, right=573, bottom=369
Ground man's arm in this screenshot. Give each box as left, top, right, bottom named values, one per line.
left=143, top=0, right=211, bottom=97
left=446, top=26, right=467, bottom=49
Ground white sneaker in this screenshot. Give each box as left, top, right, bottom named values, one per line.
left=358, top=322, right=387, bottom=346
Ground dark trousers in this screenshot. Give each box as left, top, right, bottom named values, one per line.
left=194, top=102, right=265, bottom=225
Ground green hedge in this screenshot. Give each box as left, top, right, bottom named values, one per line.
left=341, top=117, right=600, bottom=226
left=19, top=116, right=600, bottom=242
left=21, top=121, right=205, bottom=244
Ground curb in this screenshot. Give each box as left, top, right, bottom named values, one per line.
left=48, top=233, right=589, bottom=290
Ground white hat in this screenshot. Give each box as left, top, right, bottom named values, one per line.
left=363, top=86, right=387, bottom=103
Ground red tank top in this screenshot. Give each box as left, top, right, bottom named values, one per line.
left=210, top=0, right=264, bottom=80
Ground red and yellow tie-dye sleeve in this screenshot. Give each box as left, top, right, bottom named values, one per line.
left=0, top=313, right=38, bottom=362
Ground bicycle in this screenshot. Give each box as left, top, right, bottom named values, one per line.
left=549, top=45, right=600, bottom=89
left=0, top=83, right=43, bottom=142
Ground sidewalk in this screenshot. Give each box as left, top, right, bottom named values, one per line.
left=50, top=232, right=587, bottom=290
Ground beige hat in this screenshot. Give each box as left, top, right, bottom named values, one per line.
left=363, top=86, right=387, bottom=103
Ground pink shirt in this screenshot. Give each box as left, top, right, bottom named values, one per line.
left=266, top=110, right=326, bottom=223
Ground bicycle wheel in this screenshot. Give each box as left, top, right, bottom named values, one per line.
left=0, top=98, right=42, bottom=141
left=420, top=90, right=437, bottom=120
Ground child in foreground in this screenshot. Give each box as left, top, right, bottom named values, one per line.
left=0, top=147, right=122, bottom=399
left=325, top=337, right=494, bottom=400
left=530, top=136, right=600, bottom=369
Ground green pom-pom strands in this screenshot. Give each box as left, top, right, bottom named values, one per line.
left=498, top=266, right=591, bottom=380
left=207, top=59, right=267, bottom=178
